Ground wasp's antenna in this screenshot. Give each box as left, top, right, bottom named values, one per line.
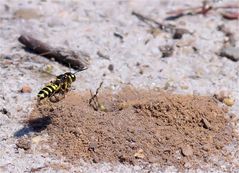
left=73, top=67, right=88, bottom=74
left=68, top=63, right=71, bottom=70
left=73, top=70, right=80, bottom=75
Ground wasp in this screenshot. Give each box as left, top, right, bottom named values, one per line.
left=37, top=70, right=84, bottom=102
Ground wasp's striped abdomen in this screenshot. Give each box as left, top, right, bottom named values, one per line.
left=37, top=72, right=77, bottom=101
left=37, top=83, right=60, bottom=100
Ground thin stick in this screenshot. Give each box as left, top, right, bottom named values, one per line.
left=166, top=3, right=239, bottom=19
left=18, top=34, right=89, bottom=70
left=132, top=11, right=180, bottom=34
left=89, top=81, right=104, bottom=111
left=132, top=11, right=164, bottom=29
left=132, top=11, right=191, bottom=38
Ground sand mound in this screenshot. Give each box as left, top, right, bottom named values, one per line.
left=29, top=88, right=238, bottom=170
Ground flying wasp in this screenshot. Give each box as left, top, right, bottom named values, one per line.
left=37, top=69, right=85, bottom=102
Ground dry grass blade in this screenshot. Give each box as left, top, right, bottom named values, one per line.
left=89, top=81, right=104, bottom=111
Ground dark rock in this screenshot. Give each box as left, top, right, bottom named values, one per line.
left=173, top=28, right=190, bottom=39
left=159, top=45, right=174, bottom=58
left=0, top=108, right=8, bottom=114
left=108, top=64, right=114, bottom=72
left=220, top=47, right=239, bottom=61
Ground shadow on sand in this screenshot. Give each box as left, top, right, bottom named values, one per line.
left=14, top=116, right=52, bottom=137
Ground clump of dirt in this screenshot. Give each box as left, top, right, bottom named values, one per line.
left=30, top=87, right=238, bottom=170
left=16, top=137, right=31, bottom=150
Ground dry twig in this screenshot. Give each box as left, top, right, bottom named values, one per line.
left=113, top=32, right=124, bottom=42
left=166, top=1, right=239, bottom=20
left=221, top=11, right=239, bottom=20
left=132, top=11, right=165, bottom=30
left=132, top=11, right=190, bottom=38
left=18, top=34, right=89, bottom=70
left=89, top=82, right=104, bottom=111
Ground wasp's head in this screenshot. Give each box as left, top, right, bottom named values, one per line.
left=65, top=72, right=76, bottom=82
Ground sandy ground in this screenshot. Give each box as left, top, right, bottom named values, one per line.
left=0, top=0, right=239, bottom=172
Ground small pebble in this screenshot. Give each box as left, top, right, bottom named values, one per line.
left=20, top=85, right=32, bottom=93
left=223, top=98, right=234, bottom=107
left=214, top=89, right=230, bottom=102
left=3, top=55, right=12, bottom=60
left=202, top=144, right=211, bottom=152
left=181, top=145, right=193, bottom=156
left=149, top=28, right=161, bottom=37
left=88, top=142, right=97, bottom=151
left=134, top=149, right=145, bottom=159
left=173, top=28, right=190, bottom=39
left=0, top=108, right=8, bottom=114
left=159, top=45, right=174, bottom=58
left=99, top=104, right=107, bottom=112
left=184, top=162, right=192, bottom=168
left=139, top=69, right=144, bottom=75
left=97, top=50, right=110, bottom=60
left=108, top=64, right=114, bottom=72
left=201, top=118, right=212, bottom=130
left=16, top=138, right=31, bottom=150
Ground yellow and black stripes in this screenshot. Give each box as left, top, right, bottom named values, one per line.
left=37, top=72, right=77, bottom=101
left=37, top=83, right=60, bottom=100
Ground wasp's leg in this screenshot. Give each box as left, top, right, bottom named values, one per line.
left=49, top=93, right=66, bottom=103
left=46, top=98, right=55, bottom=111
left=57, top=93, right=66, bottom=101
left=49, top=94, right=60, bottom=103
left=37, top=97, right=42, bottom=106
left=61, top=83, right=69, bottom=93
left=59, top=91, right=66, bottom=100
left=60, top=87, right=68, bottom=96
